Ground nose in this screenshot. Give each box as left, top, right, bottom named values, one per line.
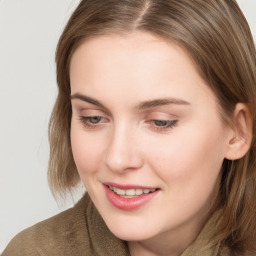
left=104, top=124, right=144, bottom=173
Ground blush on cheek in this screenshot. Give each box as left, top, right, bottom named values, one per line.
left=71, top=132, right=103, bottom=176
left=153, top=127, right=224, bottom=185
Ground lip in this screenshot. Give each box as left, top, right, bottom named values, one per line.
left=103, top=183, right=160, bottom=210
left=104, top=182, right=157, bottom=190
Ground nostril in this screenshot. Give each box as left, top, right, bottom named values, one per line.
left=104, top=148, right=144, bottom=173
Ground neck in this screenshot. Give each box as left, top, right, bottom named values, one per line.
left=128, top=214, right=208, bottom=256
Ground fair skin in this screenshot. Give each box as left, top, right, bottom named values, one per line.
left=69, top=32, right=238, bottom=256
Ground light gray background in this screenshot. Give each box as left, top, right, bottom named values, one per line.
left=0, top=0, right=255, bottom=252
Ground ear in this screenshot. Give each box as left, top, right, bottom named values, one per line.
left=225, top=103, right=252, bottom=160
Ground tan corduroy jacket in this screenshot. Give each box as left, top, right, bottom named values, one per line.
left=2, top=193, right=230, bottom=256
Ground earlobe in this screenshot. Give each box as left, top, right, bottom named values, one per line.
left=225, top=103, right=252, bottom=160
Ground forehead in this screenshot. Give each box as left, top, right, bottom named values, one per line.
left=70, top=32, right=196, bottom=76
left=69, top=31, right=217, bottom=108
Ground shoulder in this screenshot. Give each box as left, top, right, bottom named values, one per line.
left=2, top=194, right=91, bottom=256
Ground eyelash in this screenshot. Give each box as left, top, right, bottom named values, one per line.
left=147, top=119, right=178, bottom=132
left=79, top=116, right=108, bottom=129
left=79, top=116, right=178, bottom=132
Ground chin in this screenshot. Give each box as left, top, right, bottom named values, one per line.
left=112, top=229, right=152, bottom=242
left=105, top=219, right=157, bottom=241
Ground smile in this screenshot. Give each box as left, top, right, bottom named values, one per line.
left=108, top=185, right=157, bottom=198
left=104, top=183, right=160, bottom=210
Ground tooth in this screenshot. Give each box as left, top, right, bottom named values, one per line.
left=116, top=188, right=125, bottom=195
left=109, top=186, right=157, bottom=197
left=122, top=195, right=134, bottom=198
left=135, top=189, right=143, bottom=195
left=126, top=189, right=136, bottom=196
left=143, top=189, right=150, bottom=194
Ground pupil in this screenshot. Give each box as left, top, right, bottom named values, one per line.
left=90, top=116, right=101, bottom=124
left=154, top=120, right=168, bottom=126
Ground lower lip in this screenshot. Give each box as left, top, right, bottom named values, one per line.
left=104, top=185, right=159, bottom=210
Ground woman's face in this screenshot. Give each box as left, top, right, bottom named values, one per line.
left=70, top=32, right=231, bottom=242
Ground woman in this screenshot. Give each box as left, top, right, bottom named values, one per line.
left=3, top=0, right=256, bottom=255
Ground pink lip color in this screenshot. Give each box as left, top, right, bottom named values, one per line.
left=104, top=182, right=156, bottom=190
left=104, top=184, right=159, bottom=211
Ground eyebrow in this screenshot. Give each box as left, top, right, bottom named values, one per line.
left=70, top=93, right=190, bottom=110
left=137, top=98, right=190, bottom=110
left=71, top=93, right=105, bottom=108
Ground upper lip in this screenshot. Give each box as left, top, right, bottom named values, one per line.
left=104, top=182, right=159, bottom=190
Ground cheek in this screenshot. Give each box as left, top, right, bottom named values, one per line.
left=70, top=125, right=105, bottom=176
left=146, top=127, right=226, bottom=218
left=147, top=124, right=226, bottom=187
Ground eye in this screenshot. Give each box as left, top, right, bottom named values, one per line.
left=86, top=116, right=103, bottom=124
left=79, top=115, right=108, bottom=129
left=153, top=120, right=172, bottom=127
left=147, top=119, right=178, bottom=132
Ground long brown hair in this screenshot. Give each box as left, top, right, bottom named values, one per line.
left=48, top=0, right=256, bottom=254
